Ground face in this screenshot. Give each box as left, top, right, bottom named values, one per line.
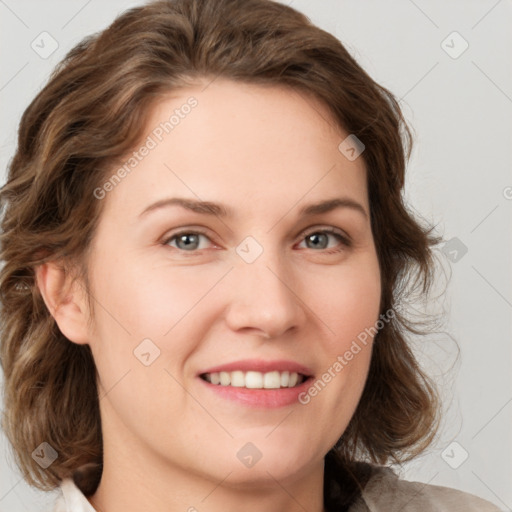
left=83, top=79, right=381, bottom=486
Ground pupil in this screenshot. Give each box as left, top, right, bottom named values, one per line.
left=178, top=234, right=199, bottom=250
left=307, top=233, right=327, bottom=249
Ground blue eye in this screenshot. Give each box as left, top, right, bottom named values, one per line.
left=297, top=229, right=351, bottom=253
left=164, top=231, right=212, bottom=251
left=162, top=227, right=351, bottom=254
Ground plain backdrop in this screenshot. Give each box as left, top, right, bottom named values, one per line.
left=1, top=1, right=511, bottom=511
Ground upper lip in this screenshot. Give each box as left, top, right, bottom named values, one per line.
left=198, top=359, right=314, bottom=377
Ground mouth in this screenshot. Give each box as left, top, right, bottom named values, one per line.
left=197, top=360, right=315, bottom=408
left=199, top=370, right=310, bottom=389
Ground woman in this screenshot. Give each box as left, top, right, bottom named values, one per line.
left=0, top=0, right=501, bottom=510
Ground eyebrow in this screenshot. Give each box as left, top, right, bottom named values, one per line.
left=138, top=196, right=368, bottom=220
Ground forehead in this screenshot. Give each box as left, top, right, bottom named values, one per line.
left=101, top=78, right=368, bottom=220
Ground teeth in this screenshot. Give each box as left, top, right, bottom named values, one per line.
left=263, top=371, right=281, bottom=389
left=202, top=370, right=306, bottom=389
left=231, top=371, right=245, bottom=387
left=246, top=371, right=263, bottom=388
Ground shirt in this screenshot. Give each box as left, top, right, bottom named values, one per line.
left=52, top=465, right=502, bottom=511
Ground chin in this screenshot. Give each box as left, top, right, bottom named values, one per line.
left=208, top=449, right=319, bottom=489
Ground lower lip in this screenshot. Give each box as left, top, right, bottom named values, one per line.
left=197, top=376, right=314, bottom=408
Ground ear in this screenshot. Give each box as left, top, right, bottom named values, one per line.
left=35, top=261, right=90, bottom=345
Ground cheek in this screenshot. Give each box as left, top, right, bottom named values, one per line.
left=85, top=255, right=196, bottom=427
left=309, top=254, right=381, bottom=350
left=301, top=264, right=379, bottom=435
left=87, top=255, right=228, bottom=390
left=91, top=255, right=215, bottom=338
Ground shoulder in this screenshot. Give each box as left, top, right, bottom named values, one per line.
left=350, top=465, right=502, bottom=512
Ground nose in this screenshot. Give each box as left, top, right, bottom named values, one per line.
left=224, top=249, right=306, bottom=340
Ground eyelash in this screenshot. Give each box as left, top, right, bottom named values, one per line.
left=162, top=227, right=351, bottom=255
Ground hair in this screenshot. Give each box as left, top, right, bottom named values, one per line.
left=0, top=0, right=444, bottom=505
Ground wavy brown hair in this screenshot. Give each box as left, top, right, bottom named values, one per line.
left=0, top=0, right=443, bottom=500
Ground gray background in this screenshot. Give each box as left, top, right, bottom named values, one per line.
left=1, top=0, right=511, bottom=510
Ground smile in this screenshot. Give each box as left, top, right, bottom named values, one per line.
left=200, top=370, right=307, bottom=389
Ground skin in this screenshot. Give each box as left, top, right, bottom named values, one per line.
left=37, top=78, right=381, bottom=512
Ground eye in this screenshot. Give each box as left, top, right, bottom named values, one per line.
left=162, top=227, right=351, bottom=255
left=163, top=230, right=214, bottom=252
left=296, top=228, right=351, bottom=254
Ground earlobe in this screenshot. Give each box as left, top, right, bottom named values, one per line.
left=35, top=262, right=90, bottom=345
